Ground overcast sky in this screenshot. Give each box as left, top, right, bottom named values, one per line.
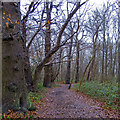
left=21, top=0, right=116, bottom=11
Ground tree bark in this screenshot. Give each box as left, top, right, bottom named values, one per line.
left=65, top=28, right=73, bottom=84
left=43, top=2, right=53, bottom=87
left=108, top=42, right=113, bottom=77
left=112, top=44, right=117, bottom=77
left=75, top=34, right=79, bottom=83
left=2, top=2, right=27, bottom=112
left=118, top=1, right=120, bottom=86
left=22, top=19, right=33, bottom=91
left=105, top=41, right=108, bottom=78
left=79, top=56, right=94, bottom=90
left=101, top=14, right=106, bottom=82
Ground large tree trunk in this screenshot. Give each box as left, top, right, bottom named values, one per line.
left=43, top=2, right=53, bottom=87
left=2, top=2, right=27, bottom=112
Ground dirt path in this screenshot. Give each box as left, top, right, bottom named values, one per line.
left=36, top=84, right=119, bottom=118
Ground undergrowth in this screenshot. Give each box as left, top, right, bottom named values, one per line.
left=73, top=80, right=120, bottom=110
left=51, top=83, right=61, bottom=88
left=27, top=82, right=46, bottom=108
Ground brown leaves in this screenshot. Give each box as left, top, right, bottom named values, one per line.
left=7, top=18, right=10, bottom=22
left=3, top=11, right=5, bottom=15
left=8, top=14, right=11, bottom=17
left=47, top=20, right=50, bottom=24
left=2, top=84, right=120, bottom=119
left=6, top=22, right=9, bottom=28
left=2, top=110, right=39, bottom=119
left=34, top=84, right=119, bottom=118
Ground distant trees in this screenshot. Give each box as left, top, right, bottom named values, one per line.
left=85, top=8, right=102, bottom=81
left=2, top=0, right=118, bottom=113
left=33, top=1, right=89, bottom=90
left=79, top=1, right=118, bottom=83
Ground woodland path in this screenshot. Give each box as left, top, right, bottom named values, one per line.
left=36, top=84, right=119, bottom=119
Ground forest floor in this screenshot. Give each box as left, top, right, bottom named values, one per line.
left=3, top=84, right=119, bottom=119
left=35, top=84, right=119, bottom=119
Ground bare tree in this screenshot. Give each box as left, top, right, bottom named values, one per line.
left=33, top=1, right=89, bottom=91
left=65, top=22, right=74, bottom=84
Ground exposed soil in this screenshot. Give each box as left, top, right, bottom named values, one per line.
left=36, top=84, right=119, bottom=119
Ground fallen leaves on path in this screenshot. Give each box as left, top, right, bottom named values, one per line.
left=36, top=84, right=119, bottom=119
left=2, top=84, right=120, bottom=119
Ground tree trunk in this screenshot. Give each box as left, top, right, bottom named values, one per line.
left=79, top=51, right=84, bottom=78
left=104, top=40, right=108, bottom=80
left=75, top=34, right=80, bottom=83
left=43, top=2, right=53, bottom=87
left=108, top=43, right=113, bottom=78
left=112, top=45, right=117, bottom=77
left=22, top=20, right=33, bottom=91
left=65, top=28, right=73, bottom=84
left=96, top=43, right=100, bottom=77
left=88, top=30, right=98, bottom=81
left=33, top=1, right=88, bottom=90
left=89, top=35, right=97, bottom=81
left=79, top=56, right=94, bottom=90
left=118, top=1, right=120, bottom=86
left=24, top=48, right=33, bottom=91
left=2, top=2, right=27, bottom=112
left=101, top=14, right=105, bottom=82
